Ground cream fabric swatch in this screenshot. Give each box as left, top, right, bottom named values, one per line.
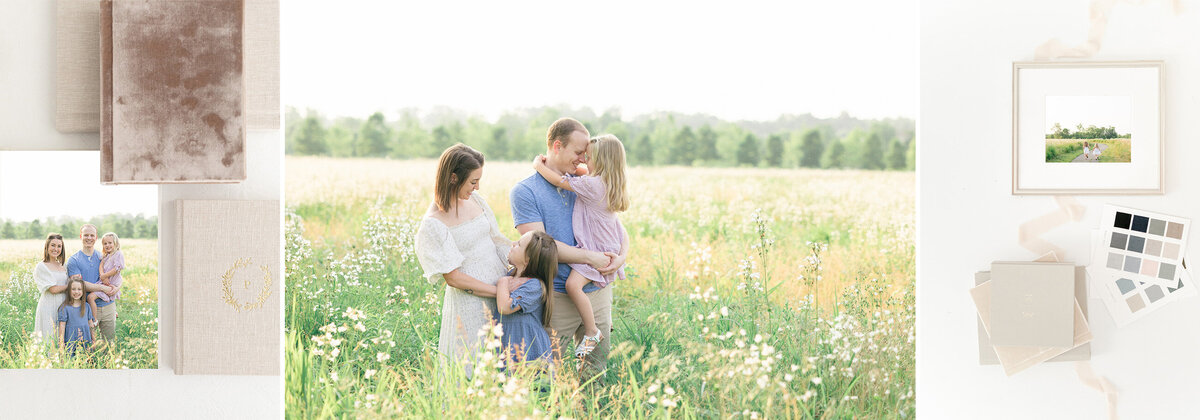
left=176, top=200, right=280, bottom=375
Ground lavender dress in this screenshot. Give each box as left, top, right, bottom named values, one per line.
left=92, top=251, right=124, bottom=302
left=565, top=176, right=627, bottom=287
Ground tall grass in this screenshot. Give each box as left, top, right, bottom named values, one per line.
left=285, top=157, right=915, bottom=418
left=1045, top=138, right=1132, bottom=163
left=0, top=239, right=159, bottom=369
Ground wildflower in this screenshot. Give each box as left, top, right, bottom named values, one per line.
left=812, top=377, right=822, bottom=385
left=377, top=352, right=390, bottom=362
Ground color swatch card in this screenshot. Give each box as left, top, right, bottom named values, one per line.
left=988, top=262, right=1076, bottom=347
left=1089, top=205, right=1193, bottom=326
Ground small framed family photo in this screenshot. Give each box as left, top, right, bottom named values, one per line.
left=0, top=151, right=159, bottom=369
left=1011, top=61, right=1165, bottom=195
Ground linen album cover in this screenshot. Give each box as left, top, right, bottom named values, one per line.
left=102, top=0, right=246, bottom=183
left=988, top=261, right=1076, bottom=347
left=971, top=280, right=1093, bottom=376
left=176, top=200, right=279, bottom=375
left=976, top=268, right=1091, bottom=365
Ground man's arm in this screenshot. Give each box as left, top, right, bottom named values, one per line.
left=515, top=222, right=609, bottom=268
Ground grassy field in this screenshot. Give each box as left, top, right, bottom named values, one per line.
left=1045, top=138, right=1132, bottom=163
left=285, top=156, right=915, bottom=418
left=0, top=238, right=158, bottom=369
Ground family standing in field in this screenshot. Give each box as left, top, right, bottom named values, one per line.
left=32, top=225, right=125, bottom=357
left=416, top=117, right=630, bottom=379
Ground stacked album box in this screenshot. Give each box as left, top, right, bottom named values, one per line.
left=972, top=261, right=1093, bottom=376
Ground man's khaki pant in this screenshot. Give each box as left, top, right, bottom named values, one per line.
left=549, top=285, right=612, bottom=380
left=96, top=303, right=117, bottom=344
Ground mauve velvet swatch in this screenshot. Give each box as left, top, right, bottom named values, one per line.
left=102, top=0, right=245, bottom=184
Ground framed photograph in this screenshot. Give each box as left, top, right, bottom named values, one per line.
left=1012, top=61, right=1164, bottom=195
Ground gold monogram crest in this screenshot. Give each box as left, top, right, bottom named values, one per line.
left=221, top=257, right=273, bottom=312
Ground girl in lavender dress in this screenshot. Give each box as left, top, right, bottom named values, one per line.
left=496, top=230, right=558, bottom=365
left=58, top=278, right=96, bottom=356
left=87, top=232, right=124, bottom=323
left=533, top=134, right=629, bottom=357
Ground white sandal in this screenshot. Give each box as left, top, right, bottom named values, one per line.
left=574, top=331, right=603, bottom=358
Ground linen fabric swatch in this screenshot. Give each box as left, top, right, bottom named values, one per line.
left=176, top=200, right=280, bottom=375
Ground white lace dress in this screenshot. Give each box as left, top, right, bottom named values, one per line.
left=32, top=262, right=68, bottom=344
left=416, top=192, right=512, bottom=372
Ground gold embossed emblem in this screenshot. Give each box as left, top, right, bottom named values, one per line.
left=221, top=257, right=273, bottom=312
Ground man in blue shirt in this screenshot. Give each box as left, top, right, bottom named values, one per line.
left=511, top=117, right=628, bottom=381
left=67, top=224, right=118, bottom=344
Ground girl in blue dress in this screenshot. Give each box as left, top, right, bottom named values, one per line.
left=496, top=230, right=557, bottom=365
left=57, top=278, right=96, bottom=356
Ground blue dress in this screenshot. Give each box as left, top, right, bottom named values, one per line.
left=500, top=279, right=552, bottom=363
left=57, top=303, right=94, bottom=355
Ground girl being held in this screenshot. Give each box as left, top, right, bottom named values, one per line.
left=533, top=134, right=629, bottom=357
left=58, top=278, right=97, bottom=356
left=496, top=230, right=558, bottom=364
left=87, top=232, right=124, bottom=324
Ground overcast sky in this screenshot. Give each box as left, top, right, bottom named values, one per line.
left=283, top=0, right=917, bottom=122
left=1044, top=95, right=1132, bottom=135
left=0, top=152, right=158, bottom=223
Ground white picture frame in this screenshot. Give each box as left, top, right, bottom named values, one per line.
left=1012, top=61, right=1165, bottom=195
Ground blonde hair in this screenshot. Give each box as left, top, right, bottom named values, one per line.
left=101, top=232, right=121, bottom=257
left=587, top=135, right=629, bottom=213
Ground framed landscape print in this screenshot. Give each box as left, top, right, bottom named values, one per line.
left=1012, top=61, right=1164, bottom=195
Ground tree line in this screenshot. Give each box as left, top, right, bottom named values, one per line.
left=0, top=214, right=158, bottom=240
left=1046, top=123, right=1130, bottom=140
left=285, top=106, right=915, bottom=170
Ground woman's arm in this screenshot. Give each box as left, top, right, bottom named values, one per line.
left=533, top=156, right=573, bottom=191
left=495, top=276, right=518, bottom=315
left=47, top=285, right=68, bottom=293
left=443, top=269, right=498, bottom=298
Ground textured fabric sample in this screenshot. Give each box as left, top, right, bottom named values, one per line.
left=102, top=0, right=246, bottom=183
left=176, top=200, right=280, bottom=375
left=58, top=0, right=279, bottom=133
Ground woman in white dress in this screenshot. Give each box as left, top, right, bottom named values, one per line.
left=32, top=233, right=69, bottom=344
left=416, top=144, right=513, bottom=375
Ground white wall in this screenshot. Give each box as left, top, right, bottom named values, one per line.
left=0, top=1, right=281, bottom=418
left=920, top=0, right=1200, bottom=418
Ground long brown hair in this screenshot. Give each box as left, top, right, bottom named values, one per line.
left=433, top=143, right=485, bottom=214
left=59, top=278, right=88, bottom=317
left=43, top=233, right=66, bottom=264
left=517, top=231, right=558, bottom=328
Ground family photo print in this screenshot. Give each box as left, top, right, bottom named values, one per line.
left=282, top=1, right=916, bottom=418
left=0, top=151, right=159, bottom=369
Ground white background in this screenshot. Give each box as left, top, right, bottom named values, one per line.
left=0, top=1, right=281, bottom=418
left=920, top=0, right=1200, bottom=419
